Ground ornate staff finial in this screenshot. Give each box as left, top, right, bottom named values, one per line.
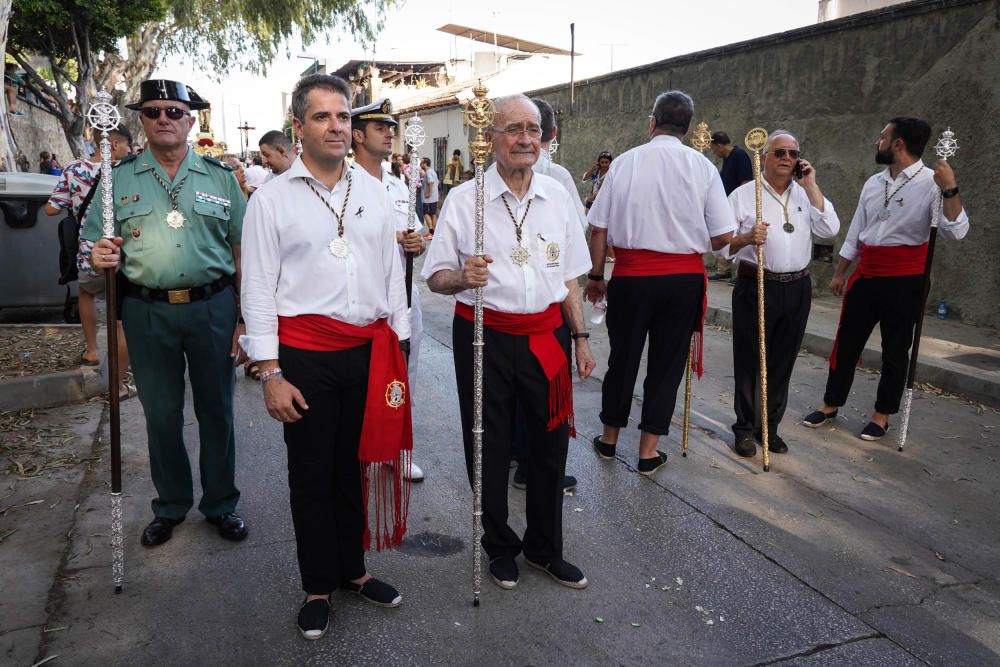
left=463, top=81, right=496, bottom=166
left=691, top=121, right=712, bottom=152
left=403, top=113, right=426, bottom=150
left=744, top=127, right=768, bottom=153
left=548, top=138, right=559, bottom=158
left=934, top=127, right=959, bottom=160
left=87, top=90, right=121, bottom=134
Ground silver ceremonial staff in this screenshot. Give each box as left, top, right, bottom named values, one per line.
left=86, top=90, right=125, bottom=593
left=403, top=114, right=425, bottom=308
left=462, top=81, right=495, bottom=607
left=898, top=127, right=959, bottom=452
left=745, top=127, right=771, bottom=472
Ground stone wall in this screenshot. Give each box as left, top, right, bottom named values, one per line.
left=9, top=101, right=73, bottom=173
left=533, top=0, right=999, bottom=327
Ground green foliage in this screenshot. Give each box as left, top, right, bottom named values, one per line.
left=10, top=0, right=167, bottom=60
left=162, top=0, right=395, bottom=77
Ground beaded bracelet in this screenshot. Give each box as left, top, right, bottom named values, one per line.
left=259, top=368, right=283, bottom=383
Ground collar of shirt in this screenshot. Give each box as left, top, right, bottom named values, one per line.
left=651, top=134, right=683, bottom=147
left=878, top=159, right=925, bottom=184
left=132, top=147, right=204, bottom=186
left=485, top=164, right=552, bottom=205
left=286, top=155, right=352, bottom=190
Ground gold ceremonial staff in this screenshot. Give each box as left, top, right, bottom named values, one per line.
left=745, top=127, right=771, bottom=472
left=462, top=81, right=495, bottom=607
left=683, top=121, right=713, bottom=457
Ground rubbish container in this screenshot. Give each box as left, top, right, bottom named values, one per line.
left=0, top=172, right=79, bottom=319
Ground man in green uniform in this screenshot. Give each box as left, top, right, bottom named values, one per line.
left=87, top=79, right=249, bottom=546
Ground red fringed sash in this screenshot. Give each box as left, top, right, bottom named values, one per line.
left=829, top=243, right=928, bottom=369
left=278, top=314, right=412, bottom=551
left=610, top=248, right=707, bottom=378
left=455, top=302, right=575, bottom=436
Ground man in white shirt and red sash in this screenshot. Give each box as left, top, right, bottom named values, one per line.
left=803, top=117, right=968, bottom=440
left=350, top=96, right=427, bottom=482
left=726, top=131, right=840, bottom=457
left=240, top=75, right=412, bottom=640
left=423, top=94, right=595, bottom=592
left=584, top=90, right=733, bottom=474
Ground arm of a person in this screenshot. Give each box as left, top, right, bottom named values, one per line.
left=561, top=279, right=595, bottom=379
left=383, top=208, right=411, bottom=341
left=704, top=168, right=736, bottom=251
left=933, top=159, right=969, bottom=239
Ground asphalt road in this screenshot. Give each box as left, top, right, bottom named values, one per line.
left=27, top=279, right=1000, bottom=666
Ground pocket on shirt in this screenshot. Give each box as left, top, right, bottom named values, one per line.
left=194, top=200, right=231, bottom=223
left=118, top=202, right=153, bottom=255
left=536, top=232, right=565, bottom=272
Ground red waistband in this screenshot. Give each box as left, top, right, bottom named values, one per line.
left=855, top=243, right=928, bottom=278
left=278, top=314, right=412, bottom=552
left=455, top=302, right=574, bottom=435
left=610, top=249, right=706, bottom=278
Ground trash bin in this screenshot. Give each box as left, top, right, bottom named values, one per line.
left=0, top=172, right=79, bottom=319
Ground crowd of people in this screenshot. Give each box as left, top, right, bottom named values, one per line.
left=67, top=74, right=966, bottom=641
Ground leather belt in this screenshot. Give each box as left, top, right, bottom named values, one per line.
left=125, top=275, right=234, bottom=304
left=737, top=263, right=810, bottom=284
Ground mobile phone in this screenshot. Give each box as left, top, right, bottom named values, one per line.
left=793, top=160, right=805, bottom=180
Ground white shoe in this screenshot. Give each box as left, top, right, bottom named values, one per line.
left=405, top=461, right=424, bottom=482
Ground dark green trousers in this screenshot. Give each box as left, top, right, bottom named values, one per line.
left=122, top=287, right=240, bottom=519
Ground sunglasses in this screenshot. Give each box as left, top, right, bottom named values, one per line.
left=768, top=148, right=801, bottom=159
left=139, top=106, right=189, bottom=120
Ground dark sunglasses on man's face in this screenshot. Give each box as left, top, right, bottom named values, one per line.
left=139, top=106, right=189, bottom=121
left=768, top=148, right=801, bottom=159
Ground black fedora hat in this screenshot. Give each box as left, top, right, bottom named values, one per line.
left=125, top=79, right=210, bottom=111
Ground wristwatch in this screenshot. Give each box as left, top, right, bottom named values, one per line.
left=941, top=186, right=959, bottom=199
left=587, top=273, right=605, bottom=281
left=571, top=331, right=590, bottom=340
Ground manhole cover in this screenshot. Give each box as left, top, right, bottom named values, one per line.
left=946, top=353, right=1000, bottom=372
left=398, top=531, right=465, bottom=557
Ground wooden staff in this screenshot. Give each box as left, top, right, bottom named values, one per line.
left=402, top=114, right=425, bottom=307
left=745, top=127, right=771, bottom=472
left=898, top=127, right=959, bottom=452
left=87, top=90, right=125, bottom=592
left=462, top=82, right=495, bottom=607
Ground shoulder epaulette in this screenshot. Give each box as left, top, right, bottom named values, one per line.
left=113, top=154, right=137, bottom=168
left=203, top=156, right=233, bottom=171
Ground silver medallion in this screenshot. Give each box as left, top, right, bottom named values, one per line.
left=782, top=222, right=795, bottom=234
left=329, top=237, right=349, bottom=258
left=165, top=209, right=185, bottom=229
left=511, top=245, right=530, bottom=267
left=877, top=209, right=891, bottom=221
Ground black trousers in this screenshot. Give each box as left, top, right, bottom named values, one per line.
left=601, top=274, right=704, bottom=435
left=280, top=343, right=370, bottom=595
left=824, top=274, right=923, bottom=414
left=731, top=273, right=811, bottom=438
left=453, top=314, right=570, bottom=562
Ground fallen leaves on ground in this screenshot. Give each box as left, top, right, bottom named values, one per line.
left=0, top=327, right=83, bottom=379
left=0, top=409, right=82, bottom=477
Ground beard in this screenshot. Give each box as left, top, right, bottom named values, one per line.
left=875, top=146, right=894, bottom=165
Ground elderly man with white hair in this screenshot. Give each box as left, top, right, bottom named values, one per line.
left=423, top=94, right=595, bottom=592
left=726, top=131, right=840, bottom=458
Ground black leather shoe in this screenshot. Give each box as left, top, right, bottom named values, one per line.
left=767, top=433, right=789, bottom=454
left=734, top=434, right=757, bottom=457
left=140, top=516, right=183, bottom=547
left=206, top=512, right=248, bottom=541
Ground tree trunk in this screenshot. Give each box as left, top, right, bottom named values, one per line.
left=98, top=22, right=169, bottom=149
left=0, top=0, right=20, bottom=171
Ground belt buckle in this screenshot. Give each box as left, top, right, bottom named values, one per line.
left=167, top=289, right=191, bottom=305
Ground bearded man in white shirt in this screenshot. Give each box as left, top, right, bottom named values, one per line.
left=726, top=131, right=840, bottom=457
left=802, top=117, right=968, bottom=441
left=240, top=74, right=412, bottom=640
left=584, top=90, right=733, bottom=475
left=423, top=94, right=596, bottom=593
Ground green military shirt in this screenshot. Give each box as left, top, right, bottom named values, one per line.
left=83, top=148, right=246, bottom=289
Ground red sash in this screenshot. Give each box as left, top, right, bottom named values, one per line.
left=456, top=302, right=575, bottom=436
left=610, top=248, right=706, bottom=378
left=829, top=243, right=928, bottom=369
left=278, top=314, right=412, bottom=552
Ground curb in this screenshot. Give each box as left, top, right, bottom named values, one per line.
left=0, top=359, right=106, bottom=412
left=705, top=305, right=1000, bottom=408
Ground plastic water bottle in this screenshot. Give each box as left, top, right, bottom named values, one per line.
left=590, top=298, right=608, bottom=325
left=937, top=299, right=948, bottom=320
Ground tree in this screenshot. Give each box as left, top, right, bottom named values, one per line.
left=104, top=0, right=391, bottom=145
left=8, top=0, right=166, bottom=159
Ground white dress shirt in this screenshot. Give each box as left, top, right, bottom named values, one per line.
left=587, top=134, right=733, bottom=252
left=840, top=160, right=970, bottom=262
left=727, top=179, right=840, bottom=273
left=421, top=167, right=590, bottom=314
left=532, top=152, right=588, bottom=229
left=240, top=157, right=410, bottom=361
left=381, top=164, right=420, bottom=234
